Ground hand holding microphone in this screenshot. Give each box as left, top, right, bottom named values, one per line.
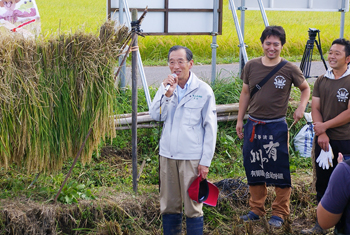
left=164, top=83, right=171, bottom=92
left=164, top=73, right=177, bottom=96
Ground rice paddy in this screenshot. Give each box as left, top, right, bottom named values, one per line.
left=33, top=0, right=350, bottom=65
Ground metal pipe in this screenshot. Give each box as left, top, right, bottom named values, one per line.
left=106, top=0, right=109, bottom=19
left=137, top=51, right=151, bottom=108
left=307, top=0, right=313, bottom=9
left=211, top=0, right=219, bottom=84
left=340, top=0, right=346, bottom=38
left=257, top=0, right=269, bottom=27
left=123, top=0, right=151, bottom=109
left=123, top=0, right=131, bottom=29
left=238, top=0, right=246, bottom=72
left=131, top=9, right=138, bottom=194
left=119, top=0, right=126, bottom=90
left=229, top=0, right=248, bottom=66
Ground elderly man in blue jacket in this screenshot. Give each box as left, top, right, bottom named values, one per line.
left=150, top=45, right=217, bottom=235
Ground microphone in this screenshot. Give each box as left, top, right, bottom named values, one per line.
left=164, top=74, right=177, bottom=94
left=164, top=84, right=171, bottom=92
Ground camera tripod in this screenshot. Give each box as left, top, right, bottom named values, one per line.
left=300, top=28, right=328, bottom=78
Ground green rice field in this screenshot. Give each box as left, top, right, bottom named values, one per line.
left=34, top=0, right=350, bottom=64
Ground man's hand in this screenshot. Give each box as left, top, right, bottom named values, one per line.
left=163, top=74, right=178, bottom=97
left=318, top=133, right=330, bottom=152
left=198, top=165, right=209, bottom=180
left=236, top=120, right=244, bottom=139
left=295, top=80, right=310, bottom=122
left=313, top=122, right=327, bottom=136
left=293, top=106, right=304, bottom=123
left=338, top=152, right=344, bottom=163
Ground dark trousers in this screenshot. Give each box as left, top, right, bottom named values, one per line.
left=315, top=137, right=350, bottom=202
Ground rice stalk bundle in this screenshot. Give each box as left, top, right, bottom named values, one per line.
left=0, top=21, right=129, bottom=173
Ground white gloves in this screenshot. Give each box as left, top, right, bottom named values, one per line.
left=316, top=144, right=333, bottom=170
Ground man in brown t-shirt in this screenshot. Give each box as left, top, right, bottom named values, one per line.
left=236, top=26, right=310, bottom=228
left=301, top=39, right=350, bottom=234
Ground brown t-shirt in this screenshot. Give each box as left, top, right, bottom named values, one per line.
left=312, top=74, right=350, bottom=140
left=241, top=57, right=305, bottom=119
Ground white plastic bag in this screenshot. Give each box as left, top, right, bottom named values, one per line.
left=293, top=112, right=315, bottom=158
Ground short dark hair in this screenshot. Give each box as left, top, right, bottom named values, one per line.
left=260, top=26, right=286, bottom=46
left=168, top=45, right=193, bottom=61
left=331, top=38, right=350, bottom=57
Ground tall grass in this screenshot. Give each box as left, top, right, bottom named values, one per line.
left=35, top=0, right=107, bottom=34
left=34, top=0, right=349, bottom=65
left=138, top=4, right=350, bottom=64
left=0, top=21, right=129, bottom=173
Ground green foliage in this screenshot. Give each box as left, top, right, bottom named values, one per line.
left=290, top=154, right=313, bottom=173
left=287, top=87, right=314, bottom=173
left=212, top=75, right=243, bottom=104
left=138, top=128, right=160, bottom=155
left=57, top=180, right=96, bottom=204
left=135, top=154, right=160, bottom=185
left=115, top=86, right=158, bottom=114
left=0, top=161, right=101, bottom=202
left=212, top=126, right=245, bottom=178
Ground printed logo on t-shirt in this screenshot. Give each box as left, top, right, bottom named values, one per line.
left=274, top=76, right=286, bottom=89
left=337, top=88, right=349, bottom=102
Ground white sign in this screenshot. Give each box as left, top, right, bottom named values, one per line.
left=232, top=0, right=349, bottom=12
left=111, top=0, right=215, bottom=9
left=109, top=0, right=222, bottom=35
left=0, top=0, right=40, bottom=37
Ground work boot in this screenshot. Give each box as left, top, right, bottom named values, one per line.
left=186, top=216, right=203, bottom=235
left=268, top=215, right=284, bottom=228
left=300, top=221, right=327, bottom=234
left=240, top=211, right=260, bottom=222
left=162, top=213, right=182, bottom=235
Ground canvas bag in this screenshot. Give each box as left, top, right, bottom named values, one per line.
left=294, top=112, right=314, bottom=158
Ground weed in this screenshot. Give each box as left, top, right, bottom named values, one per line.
left=212, top=75, right=243, bottom=104
left=57, top=180, right=96, bottom=204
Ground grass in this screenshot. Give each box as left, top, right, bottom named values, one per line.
left=137, top=7, right=347, bottom=65
left=0, top=75, right=312, bottom=196
left=0, top=1, right=326, bottom=233
left=34, top=0, right=350, bottom=65
left=0, top=72, right=313, bottom=186
left=0, top=75, right=316, bottom=233
left=35, top=0, right=107, bottom=35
